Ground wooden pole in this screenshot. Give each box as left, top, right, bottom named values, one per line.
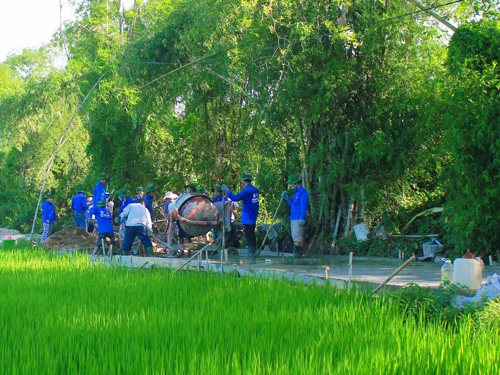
left=372, top=255, right=416, bottom=294
left=348, top=252, right=353, bottom=289
left=221, top=193, right=226, bottom=272
left=30, top=74, right=105, bottom=241
left=256, top=195, right=285, bottom=257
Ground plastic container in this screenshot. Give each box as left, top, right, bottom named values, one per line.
left=353, top=223, right=370, bottom=241
left=453, top=257, right=483, bottom=290
left=441, top=259, right=453, bottom=283
left=422, top=239, right=443, bottom=258
left=2, top=239, right=16, bottom=249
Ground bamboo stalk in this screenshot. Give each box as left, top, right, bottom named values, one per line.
left=30, top=74, right=105, bottom=241
left=256, top=195, right=285, bottom=257
left=372, top=255, right=416, bottom=294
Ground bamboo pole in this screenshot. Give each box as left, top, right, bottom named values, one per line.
left=372, top=255, right=416, bottom=294
left=348, top=252, right=353, bottom=289
left=30, top=74, right=105, bottom=241
left=256, top=195, right=285, bottom=257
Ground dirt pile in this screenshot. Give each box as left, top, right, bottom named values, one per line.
left=42, top=227, right=97, bottom=250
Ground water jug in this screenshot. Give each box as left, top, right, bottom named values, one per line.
left=441, top=259, right=453, bottom=283
left=453, top=257, right=483, bottom=290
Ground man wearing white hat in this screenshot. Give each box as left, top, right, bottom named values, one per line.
left=163, top=191, right=178, bottom=218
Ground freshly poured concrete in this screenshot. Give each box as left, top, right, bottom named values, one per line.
left=87, top=252, right=500, bottom=291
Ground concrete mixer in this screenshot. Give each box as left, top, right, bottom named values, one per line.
left=169, top=193, right=220, bottom=236
left=165, top=193, right=242, bottom=255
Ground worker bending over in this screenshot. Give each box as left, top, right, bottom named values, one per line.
left=120, top=198, right=154, bottom=256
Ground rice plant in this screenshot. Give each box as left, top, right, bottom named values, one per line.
left=0, top=247, right=498, bottom=374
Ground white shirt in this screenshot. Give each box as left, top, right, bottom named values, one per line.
left=120, top=203, right=152, bottom=230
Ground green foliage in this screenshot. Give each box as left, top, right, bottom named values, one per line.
left=477, top=298, right=500, bottom=328
left=0, top=0, right=498, bottom=260
left=388, top=283, right=476, bottom=327
left=442, top=19, right=500, bottom=257
left=334, top=236, right=410, bottom=257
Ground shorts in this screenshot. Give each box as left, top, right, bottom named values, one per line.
left=97, top=232, right=116, bottom=247
left=291, top=220, right=304, bottom=242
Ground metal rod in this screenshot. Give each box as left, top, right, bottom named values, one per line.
left=175, top=241, right=213, bottom=273
left=205, top=246, right=209, bottom=271
left=372, top=255, right=416, bottom=294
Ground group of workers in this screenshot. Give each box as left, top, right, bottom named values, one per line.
left=41, top=171, right=309, bottom=257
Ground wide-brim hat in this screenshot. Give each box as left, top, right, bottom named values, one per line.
left=136, top=186, right=144, bottom=193
left=287, top=174, right=301, bottom=184
left=163, top=191, right=178, bottom=200
left=185, top=182, right=197, bottom=190
left=45, top=193, right=54, bottom=199
left=213, top=186, right=222, bottom=192
left=117, top=188, right=129, bottom=197
left=77, top=185, right=85, bottom=193
left=97, top=172, right=107, bottom=180
left=238, top=172, right=253, bottom=181
left=97, top=200, right=107, bottom=207
left=145, top=184, right=157, bottom=193
left=198, top=186, right=207, bottom=194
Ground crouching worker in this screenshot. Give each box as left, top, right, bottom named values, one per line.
left=88, top=200, right=115, bottom=256
left=119, top=198, right=154, bottom=256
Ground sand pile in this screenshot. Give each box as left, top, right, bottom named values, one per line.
left=42, top=227, right=98, bottom=250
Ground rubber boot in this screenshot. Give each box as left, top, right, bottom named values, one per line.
left=248, top=246, right=256, bottom=257
left=294, top=246, right=305, bottom=258
left=108, top=244, right=113, bottom=256
left=147, top=247, right=154, bottom=257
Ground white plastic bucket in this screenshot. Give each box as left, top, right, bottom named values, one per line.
left=353, top=223, right=370, bottom=241
left=453, top=258, right=483, bottom=290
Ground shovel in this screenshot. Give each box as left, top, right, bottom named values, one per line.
left=255, top=194, right=285, bottom=257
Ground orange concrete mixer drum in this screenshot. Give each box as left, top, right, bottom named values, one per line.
left=169, top=194, right=220, bottom=236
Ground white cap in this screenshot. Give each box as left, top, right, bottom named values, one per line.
left=163, top=191, right=178, bottom=200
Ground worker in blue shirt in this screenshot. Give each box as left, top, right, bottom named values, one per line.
left=71, top=186, right=88, bottom=228
left=41, top=193, right=57, bottom=242
left=144, top=184, right=156, bottom=221
left=222, top=172, right=259, bottom=256
left=93, top=172, right=107, bottom=205
left=282, top=173, right=309, bottom=257
left=131, top=186, right=145, bottom=203
left=88, top=200, right=115, bottom=256
left=115, top=188, right=133, bottom=223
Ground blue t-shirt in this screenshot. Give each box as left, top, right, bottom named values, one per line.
left=93, top=181, right=106, bottom=205
left=226, top=184, right=259, bottom=224
left=118, top=197, right=133, bottom=217
left=88, top=206, right=114, bottom=233
left=71, top=192, right=88, bottom=213
left=286, top=186, right=309, bottom=220
left=41, top=200, right=57, bottom=223
left=144, top=195, right=154, bottom=220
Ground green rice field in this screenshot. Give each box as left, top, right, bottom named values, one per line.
left=0, top=248, right=498, bottom=374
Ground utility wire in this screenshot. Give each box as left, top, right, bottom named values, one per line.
left=126, top=0, right=463, bottom=70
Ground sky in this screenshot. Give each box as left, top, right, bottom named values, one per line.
left=0, top=0, right=76, bottom=62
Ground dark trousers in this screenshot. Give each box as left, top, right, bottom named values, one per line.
left=96, top=232, right=115, bottom=247
left=243, top=224, right=256, bottom=247
left=74, top=212, right=86, bottom=228
left=122, top=225, right=152, bottom=251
